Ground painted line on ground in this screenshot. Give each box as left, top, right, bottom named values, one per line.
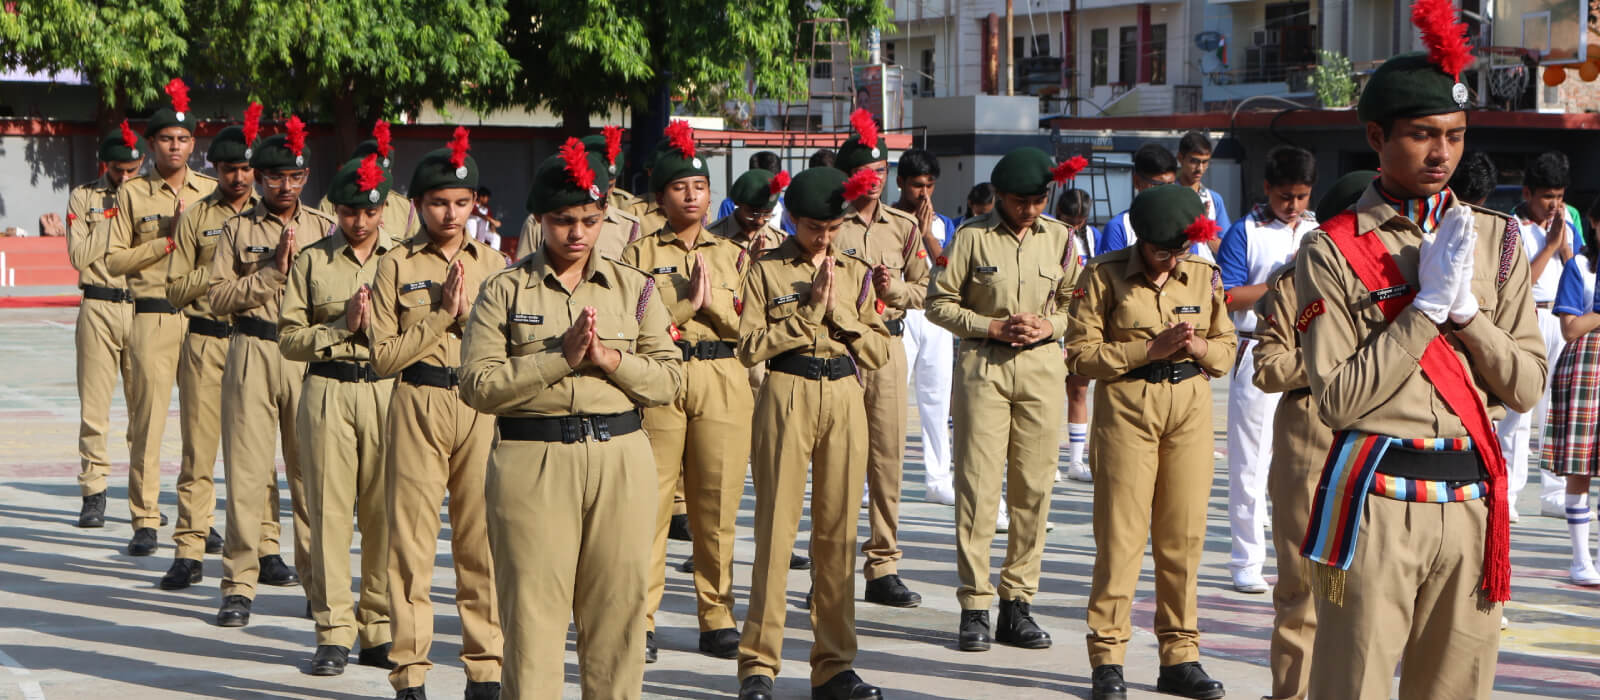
left=0, top=648, right=46, bottom=700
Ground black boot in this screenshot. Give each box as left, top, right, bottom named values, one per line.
left=216, top=595, right=252, bottom=627
left=677, top=558, right=695, bottom=573
left=994, top=599, right=1051, bottom=649
left=789, top=552, right=811, bottom=570
left=395, top=688, right=427, bottom=700
left=644, top=630, right=658, bottom=663
left=159, top=558, right=202, bottom=590
left=160, top=512, right=168, bottom=526
left=258, top=555, right=300, bottom=586
left=127, top=527, right=158, bottom=556
left=78, top=492, right=106, bottom=528
left=464, top=680, right=501, bottom=700
left=667, top=513, right=692, bottom=541
left=697, top=628, right=740, bottom=659
left=1155, top=662, right=1225, bottom=699
left=958, top=609, right=991, bottom=651
left=738, top=676, right=773, bottom=700
left=310, top=644, right=348, bottom=676
left=810, top=670, right=881, bottom=700
left=1091, top=664, right=1127, bottom=700
left=205, top=527, right=224, bottom=554
left=358, top=642, right=396, bottom=669
left=863, top=574, right=922, bottom=607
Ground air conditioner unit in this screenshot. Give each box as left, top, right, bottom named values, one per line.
left=1253, top=31, right=1267, bottom=47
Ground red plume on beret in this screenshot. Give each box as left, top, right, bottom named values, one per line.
left=285, top=115, right=306, bottom=157
left=1412, top=0, right=1474, bottom=80
left=373, top=120, right=392, bottom=157
left=842, top=168, right=879, bottom=201
left=1051, top=155, right=1088, bottom=184
left=602, top=125, right=623, bottom=166
left=164, top=78, right=190, bottom=114
left=769, top=170, right=791, bottom=195
left=357, top=154, right=385, bottom=192
left=665, top=120, right=695, bottom=160
left=119, top=120, right=137, bottom=150
left=559, top=137, right=595, bottom=191
left=241, top=102, right=261, bottom=146
left=1184, top=215, right=1222, bottom=245
left=448, top=126, right=471, bottom=169
left=849, top=108, right=878, bottom=149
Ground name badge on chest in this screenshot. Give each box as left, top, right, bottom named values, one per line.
left=203, top=228, right=224, bottom=238
left=976, top=266, right=999, bottom=273
left=244, top=245, right=271, bottom=254
left=1174, top=305, right=1201, bottom=314
left=140, top=214, right=162, bottom=223
left=510, top=313, right=543, bottom=325
left=1368, top=285, right=1410, bottom=304
left=844, top=248, right=858, bottom=256
left=402, top=280, right=433, bottom=293
left=651, top=266, right=678, bottom=275
left=771, top=293, right=800, bottom=306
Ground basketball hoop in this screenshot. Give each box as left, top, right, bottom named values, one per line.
left=1482, top=46, right=1534, bottom=108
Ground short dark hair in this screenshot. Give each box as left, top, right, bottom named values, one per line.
left=1525, top=151, right=1570, bottom=191
left=809, top=149, right=836, bottom=168
left=968, top=182, right=995, bottom=206
left=1178, top=131, right=1213, bottom=156
left=1055, top=188, right=1091, bottom=220
left=1133, top=143, right=1177, bottom=179
left=476, top=186, right=492, bottom=197
left=1263, top=146, right=1316, bottom=187
left=1448, top=151, right=1498, bottom=206
left=750, top=151, right=781, bottom=172
left=897, top=149, right=940, bottom=180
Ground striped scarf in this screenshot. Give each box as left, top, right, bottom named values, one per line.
left=1375, top=183, right=1453, bottom=233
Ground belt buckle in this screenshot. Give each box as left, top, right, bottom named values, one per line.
left=803, top=357, right=823, bottom=380
left=593, top=416, right=612, bottom=442
left=560, top=417, right=583, bottom=444
left=446, top=367, right=459, bottom=386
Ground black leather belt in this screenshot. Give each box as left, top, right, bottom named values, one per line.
left=1122, top=361, right=1203, bottom=384
left=497, top=411, right=643, bottom=443
left=308, top=360, right=381, bottom=383
left=768, top=352, right=856, bottom=380
left=1535, top=301, right=1554, bottom=310
left=1286, top=386, right=1313, bottom=398
left=134, top=297, right=178, bottom=314
left=884, top=318, right=905, bottom=336
left=1238, top=331, right=1267, bottom=341
left=82, top=285, right=132, bottom=303
left=676, top=339, right=737, bottom=361
left=1375, top=443, right=1486, bottom=482
left=234, top=316, right=279, bottom=341
left=972, top=337, right=1054, bottom=350
left=187, top=316, right=232, bottom=338
left=400, top=362, right=459, bottom=388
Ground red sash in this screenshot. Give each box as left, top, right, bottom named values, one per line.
left=1321, top=211, right=1510, bottom=602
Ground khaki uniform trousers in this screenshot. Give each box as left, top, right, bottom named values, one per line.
left=644, top=356, right=753, bottom=633
left=951, top=341, right=1064, bottom=610
left=1085, top=374, right=1212, bottom=668
left=74, top=297, right=133, bottom=497
left=738, top=371, right=869, bottom=686
left=299, top=374, right=393, bottom=650
left=123, top=310, right=184, bottom=529
left=386, top=382, right=502, bottom=690
left=174, top=330, right=247, bottom=559
left=1265, top=390, right=1326, bottom=700
left=487, top=430, right=655, bottom=700
left=219, top=334, right=309, bottom=598
left=862, top=338, right=908, bottom=579
left=1309, top=497, right=1501, bottom=700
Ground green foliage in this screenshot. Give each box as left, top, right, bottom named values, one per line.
left=1308, top=49, right=1357, bottom=109
left=0, top=0, right=189, bottom=109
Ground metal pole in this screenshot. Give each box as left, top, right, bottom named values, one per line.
left=1006, top=0, right=1015, bottom=96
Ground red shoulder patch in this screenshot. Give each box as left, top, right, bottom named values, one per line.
left=1072, top=286, right=1088, bottom=299
left=935, top=255, right=948, bottom=267
left=104, top=207, right=118, bottom=219
left=1295, top=298, right=1325, bottom=333
left=1264, top=313, right=1277, bottom=330
left=668, top=322, right=682, bottom=342
left=1224, top=292, right=1233, bottom=305
left=734, top=296, right=744, bottom=315
left=874, top=298, right=886, bottom=314
left=67, top=212, right=77, bottom=223
left=916, top=248, right=927, bottom=259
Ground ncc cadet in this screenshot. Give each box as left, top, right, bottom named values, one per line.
left=368, top=128, right=505, bottom=700
left=708, top=168, right=788, bottom=392
left=925, top=148, right=1081, bottom=653
left=103, top=79, right=217, bottom=555
left=318, top=120, right=417, bottom=241
left=159, top=116, right=261, bottom=590
left=1249, top=170, right=1375, bottom=700
left=1066, top=184, right=1233, bottom=700
left=627, top=144, right=672, bottom=235
left=57, top=123, right=144, bottom=530
left=1292, top=2, right=1544, bottom=695
left=279, top=154, right=400, bottom=676
left=515, top=132, right=642, bottom=261
left=594, top=125, right=642, bottom=210
left=735, top=167, right=891, bottom=700
left=459, top=140, right=682, bottom=700
left=618, top=122, right=751, bottom=662
left=210, top=120, right=330, bottom=627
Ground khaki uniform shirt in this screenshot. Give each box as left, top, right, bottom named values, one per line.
left=515, top=205, right=641, bottom=261
left=167, top=192, right=259, bottom=319
left=835, top=202, right=929, bottom=318
left=926, top=212, right=1082, bottom=341
left=609, top=187, right=641, bottom=212
left=632, top=204, right=668, bottom=239
left=621, top=227, right=744, bottom=344
left=1251, top=265, right=1308, bottom=393
left=207, top=202, right=334, bottom=324
left=106, top=167, right=217, bottom=299
left=318, top=190, right=418, bottom=242
left=279, top=230, right=399, bottom=364
left=736, top=237, right=892, bottom=369
left=457, top=251, right=683, bottom=417
left=1293, top=186, right=1546, bottom=436
left=369, top=232, right=508, bottom=378
left=1064, top=247, right=1236, bottom=380
left=707, top=215, right=784, bottom=261
left=624, top=193, right=655, bottom=220
left=66, top=175, right=125, bottom=289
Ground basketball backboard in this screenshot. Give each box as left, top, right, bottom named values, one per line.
left=1494, top=0, right=1593, bottom=65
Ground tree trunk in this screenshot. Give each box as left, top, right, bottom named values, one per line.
left=560, top=100, right=591, bottom=137
left=330, top=88, right=362, bottom=164
left=625, top=73, right=673, bottom=196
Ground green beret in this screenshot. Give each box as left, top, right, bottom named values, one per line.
left=207, top=126, right=252, bottom=164
left=730, top=169, right=783, bottom=210
left=326, top=156, right=393, bottom=208
left=527, top=151, right=611, bottom=216
left=250, top=133, right=311, bottom=171
left=346, top=139, right=398, bottom=170
left=143, top=107, right=193, bottom=138
left=785, top=167, right=850, bottom=221
left=1315, top=170, right=1379, bottom=223
left=579, top=134, right=626, bottom=178
left=650, top=147, right=709, bottom=194
left=1357, top=52, right=1469, bottom=124
left=990, top=147, right=1056, bottom=197
left=409, top=148, right=478, bottom=196
left=98, top=127, right=145, bottom=163
left=835, top=135, right=888, bottom=174
left=1130, top=184, right=1207, bottom=250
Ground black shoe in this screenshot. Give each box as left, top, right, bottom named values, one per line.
left=802, top=587, right=813, bottom=610
left=395, top=688, right=427, bottom=700
left=1091, top=664, right=1127, bottom=700
left=258, top=555, right=300, bottom=586
left=160, top=512, right=168, bottom=526
left=127, top=527, right=158, bottom=556
left=305, top=600, right=313, bottom=620
left=644, top=631, right=658, bottom=664
left=310, top=644, right=348, bottom=676
left=738, top=676, right=774, bottom=700
left=677, top=558, right=695, bottom=573
left=159, top=558, right=202, bottom=590
left=995, top=599, right=1051, bottom=649
left=205, top=527, right=223, bottom=554
left=697, top=628, right=740, bottom=659
left=811, top=670, right=882, bottom=700
left=789, top=552, right=811, bottom=570
left=216, top=595, right=252, bottom=627
left=464, top=680, right=501, bottom=700
left=357, top=642, right=396, bottom=669
left=864, top=574, right=922, bottom=607
left=958, top=609, right=991, bottom=651
left=1155, top=662, right=1225, bottom=699
left=668, top=513, right=692, bottom=541
left=78, top=492, right=106, bottom=528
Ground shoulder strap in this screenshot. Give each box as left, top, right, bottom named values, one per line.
left=1321, top=212, right=1415, bottom=320
left=635, top=277, right=655, bottom=323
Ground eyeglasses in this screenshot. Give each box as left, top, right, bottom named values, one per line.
left=1151, top=248, right=1190, bottom=262
left=261, top=171, right=309, bottom=187
left=740, top=210, right=776, bottom=223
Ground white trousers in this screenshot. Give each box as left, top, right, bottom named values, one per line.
left=1227, top=340, right=1281, bottom=575
left=902, top=309, right=953, bottom=489
left=1497, top=307, right=1567, bottom=510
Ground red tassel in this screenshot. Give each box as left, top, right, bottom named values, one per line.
left=769, top=170, right=791, bottom=195
left=241, top=103, right=261, bottom=147
left=373, top=120, right=392, bottom=157
left=665, top=120, right=695, bottom=160
left=448, top=126, right=471, bottom=169
left=602, top=125, right=623, bottom=166
left=559, top=137, right=595, bottom=191
left=1411, top=0, right=1474, bottom=79
left=843, top=168, right=879, bottom=201
left=164, top=78, right=190, bottom=113
left=1051, top=155, right=1088, bottom=184
left=357, top=154, right=385, bottom=193
left=849, top=108, right=878, bottom=149
left=285, top=115, right=306, bottom=157
left=119, top=120, right=137, bottom=150
left=1183, top=215, right=1221, bottom=244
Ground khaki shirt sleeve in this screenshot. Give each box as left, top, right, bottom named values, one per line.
left=104, top=188, right=170, bottom=277
left=1452, top=217, right=1547, bottom=413
left=458, top=272, right=574, bottom=414
left=207, top=218, right=285, bottom=315
left=368, top=253, right=456, bottom=377
left=277, top=252, right=357, bottom=363
left=925, top=231, right=993, bottom=338
left=700, top=247, right=744, bottom=339
left=66, top=188, right=103, bottom=272
left=736, top=261, right=827, bottom=366
left=1064, top=264, right=1147, bottom=379
left=1196, top=267, right=1237, bottom=377
left=881, top=224, right=931, bottom=310
left=165, top=209, right=208, bottom=308
left=831, top=266, right=893, bottom=370
left=1045, top=254, right=1082, bottom=342
left=1252, top=272, right=1308, bottom=393
left=606, top=283, right=686, bottom=406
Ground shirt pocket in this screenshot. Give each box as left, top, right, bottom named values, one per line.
left=134, top=216, right=162, bottom=243
left=506, top=314, right=558, bottom=358
left=596, top=318, right=639, bottom=354
left=310, top=289, right=349, bottom=325
left=397, top=283, right=439, bottom=325
left=237, top=244, right=276, bottom=273
left=766, top=292, right=803, bottom=323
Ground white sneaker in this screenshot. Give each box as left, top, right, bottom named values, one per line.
left=996, top=503, right=1011, bottom=533
left=1054, top=468, right=1062, bottom=483
left=1232, top=570, right=1270, bottom=594
left=1500, top=615, right=1509, bottom=630
left=1066, top=462, right=1093, bottom=482
left=925, top=482, right=956, bottom=506
left=1570, top=563, right=1600, bottom=586
left=1509, top=506, right=1520, bottom=524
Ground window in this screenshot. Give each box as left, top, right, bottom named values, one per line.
left=921, top=48, right=936, bottom=96
left=812, top=61, right=832, bottom=80
left=1033, top=34, right=1050, bottom=57
left=884, top=41, right=896, bottom=65
left=1014, top=37, right=1027, bottom=65
left=1117, top=26, right=1137, bottom=84
left=1090, top=29, right=1109, bottom=87
left=1148, top=24, right=1167, bottom=85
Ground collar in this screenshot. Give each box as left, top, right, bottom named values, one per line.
left=846, top=199, right=892, bottom=226
left=139, top=166, right=204, bottom=197
left=204, top=190, right=259, bottom=214
left=654, top=225, right=720, bottom=249
left=778, top=236, right=846, bottom=267
left=250, top=201, right=304, bottom=227
left=405, top=230, right=483, bottom=261
left=1119, top=245, right=1189, bottom=283
left=1373, top=180, right=1452, bottom=234
left=332, top=229, right=392, bottom=262
left=522, top=248, right=611, bottom=289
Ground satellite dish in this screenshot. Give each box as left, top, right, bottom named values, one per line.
left=1195, top=31, right=1224, bottom=52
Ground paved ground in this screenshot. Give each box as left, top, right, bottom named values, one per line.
left=0, top=305, right=1596, bottom=699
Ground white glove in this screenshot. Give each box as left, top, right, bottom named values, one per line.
left=1412, top=207, right=1476, bottom=324
left=1445, top=208, right=1479, bottom=325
